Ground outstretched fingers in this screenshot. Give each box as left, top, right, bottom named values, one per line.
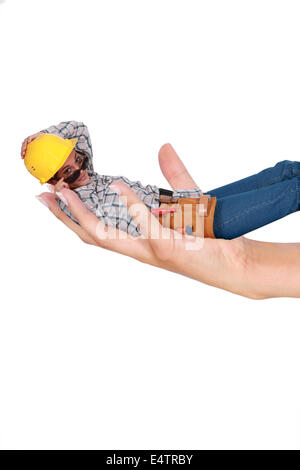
left=38, top=188, right=152, bottom=261
left=36, top=192, right=98, bottom=245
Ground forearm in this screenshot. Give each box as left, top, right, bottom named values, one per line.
left=176, top=237, right=257, bottom=299
left=241, top=239, right=300, bottom=299
left=168, top=236, right=300, bottom=299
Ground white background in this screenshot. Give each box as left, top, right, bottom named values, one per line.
left=0, top=0, right=300, bottom=450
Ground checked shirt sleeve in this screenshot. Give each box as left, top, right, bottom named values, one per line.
left=40, top=120, right=94, bottom=173
left=173, top=188, right=203, bottom=198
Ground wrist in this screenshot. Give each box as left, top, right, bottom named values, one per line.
left=217, top=237, right=262, bottom=300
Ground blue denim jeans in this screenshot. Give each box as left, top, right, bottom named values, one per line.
left=204, top=160, right=300, bottom=239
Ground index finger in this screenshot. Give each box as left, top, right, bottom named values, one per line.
left=37, top=192, right=98, bottom=245
left=54, top=178, right=69, bottom=192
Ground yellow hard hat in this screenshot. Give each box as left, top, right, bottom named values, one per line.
left=24, top=134, right=78, bottom=184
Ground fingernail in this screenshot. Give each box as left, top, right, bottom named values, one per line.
left=56, top=191, right=68, bottom=206
left=36, top=195, right=49, bottom=208
left=109, top=184, right=121, bottom=195
left=46, top=184, right=54, bottom=193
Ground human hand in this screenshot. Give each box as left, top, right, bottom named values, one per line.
left=47, top=178, right=69, bottom=194
left=36, top=143, right=252, bottom=297
left=21, top=131, right=44, bottom=159
left=37, top=177, right=300, bottom=300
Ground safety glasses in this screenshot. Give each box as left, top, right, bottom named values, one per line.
left=56, top=150, right=89, bottom=184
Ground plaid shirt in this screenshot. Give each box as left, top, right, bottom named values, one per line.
left=41, top=121, right=203, bottom=237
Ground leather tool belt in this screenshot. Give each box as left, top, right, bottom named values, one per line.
left=151, top=188, right=217, bottom=238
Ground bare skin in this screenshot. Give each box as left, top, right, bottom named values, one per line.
left=32, top=143, right=300, bottom=300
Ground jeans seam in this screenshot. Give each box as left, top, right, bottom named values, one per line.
left=217, top=186, right=297, bottom=228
